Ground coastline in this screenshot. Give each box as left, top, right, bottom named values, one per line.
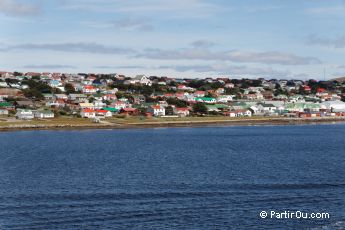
left=0, top=116, right=345, bottom=132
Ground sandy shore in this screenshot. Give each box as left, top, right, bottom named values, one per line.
left=0, top=116, right=345, bottom=132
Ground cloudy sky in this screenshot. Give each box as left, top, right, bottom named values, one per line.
left=1, top=0, right=345, bottom=79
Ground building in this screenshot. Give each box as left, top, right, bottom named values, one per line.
left=16, top=109, right=34, bottom=120
left=34, top=110, right=55, bottom=118
left=148, top=105, right=166, bottom=116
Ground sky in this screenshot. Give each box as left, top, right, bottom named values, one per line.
left=1, top=0, right=345, bottom=79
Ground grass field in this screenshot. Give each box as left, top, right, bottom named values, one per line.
left=0, top=115, right=344, bottom=130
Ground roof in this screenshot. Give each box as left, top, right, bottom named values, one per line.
left=83, top=109, right=95, bottom=113
left=97, top=110, right=109, bottom=113
left=121, top=108, right=137, bottom=112
left=36, top=110, right=54, bottom=114
left=195, top=97, right=216, bottom=101
left=0, top=102, right=13, bottom=107
left=102, top=107, right=119, bottom=112
left=176, top=107, right=189, bottom=111
left=151, top=105, right=163, bottom=109
left=259, top=103, right=276, bottom=108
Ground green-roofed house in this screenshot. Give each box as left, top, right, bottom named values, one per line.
left=102, top=107, right=119, bottom=114
left=0, top=102, right=14, bottom=109
left=195, top=97, right=216, bottom=104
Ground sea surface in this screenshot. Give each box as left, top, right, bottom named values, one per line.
left=0, top=124, right=345, bottom=229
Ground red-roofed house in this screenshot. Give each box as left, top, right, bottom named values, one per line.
left=174, top=107, right=190, bottom=117
left=119, top=108, right=139, bottom=116
left=194, top=91, right=205, bottom=97
left=82, top=85, right=97, bottom=94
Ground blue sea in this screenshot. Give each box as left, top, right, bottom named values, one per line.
left=0, top=124, right=345, bottom=229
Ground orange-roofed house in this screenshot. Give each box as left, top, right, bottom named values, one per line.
left=81, top=109, right=96, bottom=118
left=96, top=109, right=112, bottom=118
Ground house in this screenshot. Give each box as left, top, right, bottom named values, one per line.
left=321, top=101, right=345, bottom=112
left=93, top=100, right=106, bottom=109
left=148, top=105, right=166, bottom=116
left=54, top=94, right=68, bottom=100
left=194, top=91, right=206, bottom=97
left=15, top=100, right=35, bottom=109
left=102, top=94, right=117, bottom=101
left=215, top=88, right=225, bottom=94
left=177, top=84, right=189, bottom=90
left=174, top=107, right=190, bottom=117
left=79, top=102, right=94, bottom=109
left=0, top=109, right=9, bottom=115
left=102, top=107, right=119, bottom=115
left=119, top=108, right=139, bottom=116
left=131, top=75, right=152, bottom=86
left=112, top=101, right=127, bottom=110
left=34, top=110, right=55, bottom=119
left=82, top=85, right=97, bottom=94
left=257, top=103, right=277, bottom=114
left=217, top=95, right=233, bottom=103
left=16, top=109, right=34, bottom=120
left=96, top=109, right=112, bottom=118
left=68, top=94, right=88, bottom=102
left=81, top=108, right=96, bottom=118
left=225, top=83, right=235, bottom=88
left=0, top=102, right=14, bottom=110
left=228, top=109, right=252, bottom=117
left=195, top=97, right=216, bottom=104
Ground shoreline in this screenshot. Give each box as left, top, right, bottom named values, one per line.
left=0, top=117, right=345, bottom=132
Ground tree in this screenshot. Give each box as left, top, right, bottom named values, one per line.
left=64, top=83, right=76, bottom=94
left=22, top=88, right=43, bottom=100
left=193, top=102, right=207, bottom=114
left=166, top=98, right=188, bottom=108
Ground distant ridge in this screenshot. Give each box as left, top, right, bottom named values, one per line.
left=331, top=77, right=345, bottom=82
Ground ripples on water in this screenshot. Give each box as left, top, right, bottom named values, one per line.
left=0, top=124, right=345, bottom=229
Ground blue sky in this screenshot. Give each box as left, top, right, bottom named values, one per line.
left=1, top=0, right=345, bottom=79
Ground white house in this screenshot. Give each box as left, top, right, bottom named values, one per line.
left=81, top=109, right=96, bottom=118
left=217, top=95, right=233, bottom=103
left=16, top=109, right=34, bottom=120
left=82, top=85, right=97, bottom=94
left=34, top=110, right=55, bottom=118
left=174, top=107, right=190, bottom=117
left=321, top=101, right=345, bottom=112
left=148, top=105, right=166, bottom=116
left=229, top=109, right=252, bottom=117
left=0, top=109, right=9, bottom=115
left=96, top=109, right=113, bottom=118
left=131, top=75, right=152, bottom=86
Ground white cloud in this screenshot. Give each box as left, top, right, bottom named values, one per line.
left=60, top=0, right=224, bottom=18
left=306, top=34, right=345, bottom=48
left=306, top=6, right=345, bottom=15
left=158, top=63, right=291, bottom=77
left=1, top=42, right=135, bottom=54
left=0, top=0, right=40, bottom=16
left=23, top=64, right=77, bottom=69
left=137, top=48, right=321, bottom=65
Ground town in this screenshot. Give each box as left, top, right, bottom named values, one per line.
left=0, top=71, right=345, bottom=123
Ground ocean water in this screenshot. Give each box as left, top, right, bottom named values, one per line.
left=0, top=124, right=345, bottom=229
